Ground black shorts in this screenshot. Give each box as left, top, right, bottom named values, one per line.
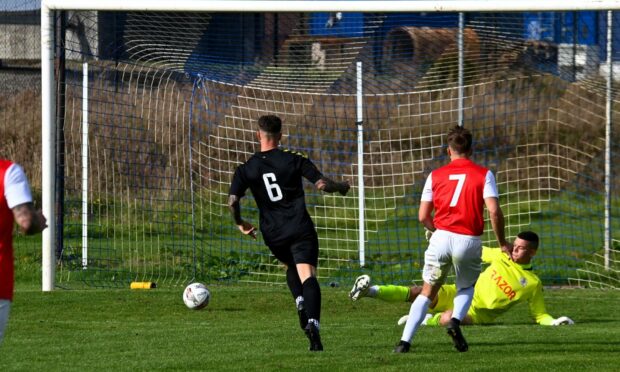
left=266, top=232, right=319, bottom=267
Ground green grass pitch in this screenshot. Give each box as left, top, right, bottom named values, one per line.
left=2, top=284, right=619, bottom=370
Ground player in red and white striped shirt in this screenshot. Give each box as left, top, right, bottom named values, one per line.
left=395, top=126, right=510, bottom=353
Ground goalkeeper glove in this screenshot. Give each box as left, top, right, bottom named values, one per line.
left=397, top=314, right=433, bottom=326
left=551, top=316, right=574, bottom=325
left=424, top=228, right=433, bottom=242
left=397, top=315, right=409, bottom=326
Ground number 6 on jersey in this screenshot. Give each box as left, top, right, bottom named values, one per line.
left=263, top=173, right=283, bottom=201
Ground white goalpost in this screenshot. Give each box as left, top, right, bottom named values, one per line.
left=81, top=62, right=88, bottom=269
left=356, top=61, right=365, bottom=267
left=41, top=0, right=620, bottom=291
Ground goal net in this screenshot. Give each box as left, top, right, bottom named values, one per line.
left=42, top=2, right=620, bottom=288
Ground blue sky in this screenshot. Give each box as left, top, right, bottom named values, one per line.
left=2, top=0, right=41, bottom=11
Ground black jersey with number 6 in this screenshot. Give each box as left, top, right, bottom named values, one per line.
left=229, top=148, right=323, bottom=245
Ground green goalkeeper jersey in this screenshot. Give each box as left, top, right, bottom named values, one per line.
left=471, top=247, right=554, bottom=325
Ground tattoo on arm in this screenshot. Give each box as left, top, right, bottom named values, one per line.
left=227, top=195, right=244, bottom=225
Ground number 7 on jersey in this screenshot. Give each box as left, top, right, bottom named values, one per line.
left=448, top=174, right=466, bottom=207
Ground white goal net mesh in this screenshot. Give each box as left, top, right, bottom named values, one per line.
left=46, top=9, right=620, bottom=288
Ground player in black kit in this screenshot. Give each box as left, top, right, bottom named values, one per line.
left=228, top=115, right=350, bottom=351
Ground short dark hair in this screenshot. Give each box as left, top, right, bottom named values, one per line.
left=447, top=125, right=472, bottom=154
left=517, top=231, right=539, bottom=249
left=258, top=115, right=282, bottom=134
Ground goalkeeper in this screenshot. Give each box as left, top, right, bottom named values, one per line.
left=349, top=231, right=574, bottom=326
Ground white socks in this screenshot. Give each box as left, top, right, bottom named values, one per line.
left=452, top=286, right=474, bottom=321
left=400, top=295, right=431, bottom=343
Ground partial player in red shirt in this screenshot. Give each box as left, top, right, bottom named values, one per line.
left=395, top=126, right=510, bottom=353
left=0, top=160, right=47, bottom=345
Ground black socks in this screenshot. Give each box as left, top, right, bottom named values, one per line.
left=302, top=276, right=321, bottom=322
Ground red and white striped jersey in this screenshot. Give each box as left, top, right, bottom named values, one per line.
left=421, top=158, right=498, bottom=236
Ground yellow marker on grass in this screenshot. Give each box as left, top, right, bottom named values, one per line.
left=130, top=282, right=157, bottom=289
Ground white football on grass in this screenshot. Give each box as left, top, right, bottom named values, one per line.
left=183, top=282, right=210, bottom=310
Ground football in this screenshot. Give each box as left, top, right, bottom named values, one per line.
left=183, top=282, right=211, bottom=310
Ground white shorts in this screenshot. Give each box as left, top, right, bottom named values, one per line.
left=422, top=229, right=482, bottom=289
left=0, top=299, right=11, bottom=345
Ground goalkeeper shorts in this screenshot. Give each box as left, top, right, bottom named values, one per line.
left=431, top=284, right=457, bottom=313
left=430, top=284, right=495, bottom=324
